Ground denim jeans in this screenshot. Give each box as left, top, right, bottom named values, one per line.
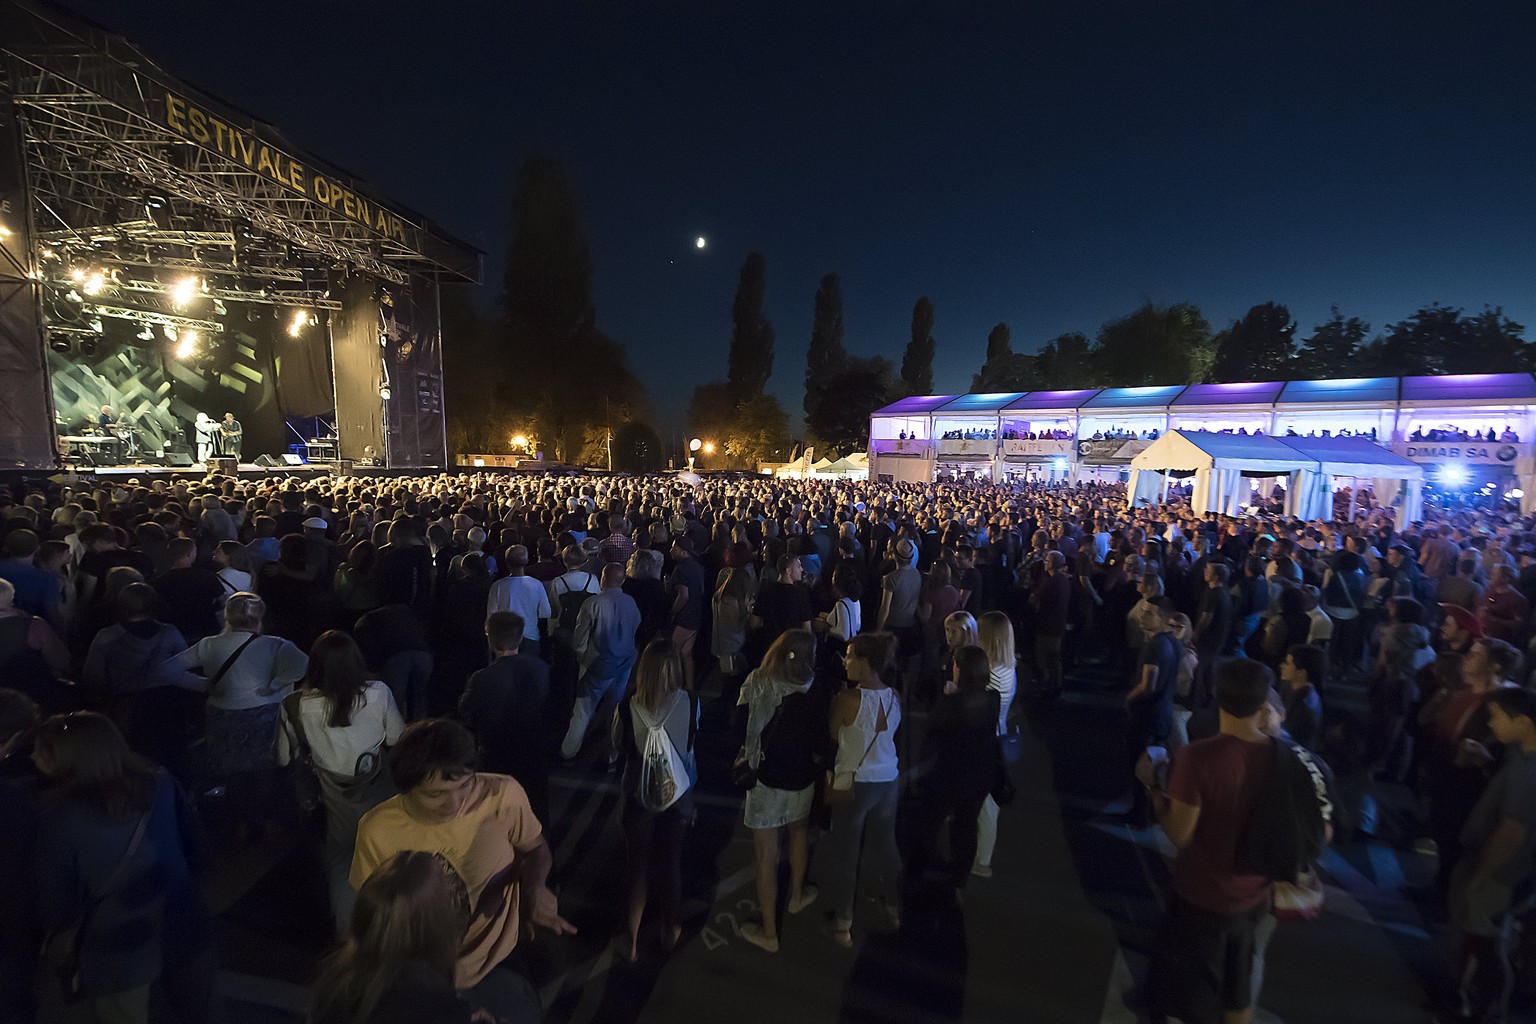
left=824, top=779, right=902, bottom=926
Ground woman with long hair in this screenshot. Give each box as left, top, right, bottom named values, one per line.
left=309, top=851, right=489, bottom=1024
left=824, top=632, right=903, bottom=946
left=907, top=645, right=999, bottom=890
left=972, top=612, right=1018, bottom=878
left=712, top=566, right=754, bottom=684
left=32, top=712, right=217, bottom=1023
left=279, top=631, right=403, bottom=932
left=610, top=639, right=698, bottom=961
left=735, top=628, right=822, bottom=952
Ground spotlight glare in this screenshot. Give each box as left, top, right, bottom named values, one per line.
left=378, top=384, right=392, bottom=401
left=288, top=309, right=308, bottom=337
left=169, top=276, right=200, bottom=308
left=174, top=330, right=199, bottom=359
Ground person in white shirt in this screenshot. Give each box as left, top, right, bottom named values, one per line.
left=973, top=611, right=1018, bottom=878
left=487, top=545, right=552, bottom=650
left=277, top=629, right=403, bottom=931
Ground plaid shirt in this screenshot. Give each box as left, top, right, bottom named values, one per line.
left=599, top=532, right=635, bottom=565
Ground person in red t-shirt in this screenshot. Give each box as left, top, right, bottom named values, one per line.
left=1137, top=658, right=1275, bottom=1024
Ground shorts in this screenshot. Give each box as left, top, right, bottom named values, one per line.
left=672, top=626, right=698, bottom=658
left=1451, top=859, right=1528, bottom=939
left=1148, top=897, right=1268, bottom=1018
left=744, top=781, right=815, bottom=829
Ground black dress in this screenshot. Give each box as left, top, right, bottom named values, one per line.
left=905, top=688, right=1000, bottom=887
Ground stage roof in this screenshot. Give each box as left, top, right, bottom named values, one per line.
left=1173, top=381, right=1284, bottom=406
left=1277, top=377, right=1400, bottom=405
left=936, top=392, right=1028, bottom=413
left=1004, top=389, right=1099, bottom=411
left=1082, top=385, right=1185, bottom=410
left=873, top=394, right=957, bottom=416
left=1, top=0, right=482, bottom=284
left=1399, top=374, right=1536, bottom=404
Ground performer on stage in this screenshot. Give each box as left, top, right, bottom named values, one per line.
left=195, top=412, right=217, bottom=463
left=219, top=411, right=243, bottom=458
left=98, top=405, right=115, bottom=431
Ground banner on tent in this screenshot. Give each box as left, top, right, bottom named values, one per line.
left=938, top=438, right=996, bottom=458
left=1002, top=439, right=1073, bottom=459
left=1394, top=442, right=1528, bottom=466
left=1078, top=438, right=1152, bottom=463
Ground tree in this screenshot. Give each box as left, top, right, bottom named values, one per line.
left=804, top=273, right=847, bottom=429
left=723, top=393, right=792, bottom=468
left=1209, top=302, right=1297, bottom=381
left=1448, top=306, right=1529, bottom=374
left=971, top=322, right=1031, bottom=392
left=1379, top=303, right=1460, bottom=376
left=1093, top=302, right=1213, bottom=386
left=686, top=380, right=737, bottom=449
left=726, top=252, right=774, bottom=405
left=899, top=296, right=936, bottom=396
left=1293, top=305, right=1370, bottom=379
left=1033, top=332, right=1097, bottom=389
left=496, top=155, right=647, bottom=462
left=612, top=421, right=664, bottom=472
left=816, top=355, right=893, bottom=456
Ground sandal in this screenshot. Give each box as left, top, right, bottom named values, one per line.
left=830, top=921, right=853, bottom=948
left=788, top=883, right=819, bottom=914
left=740, top=922, right=779, bottom=953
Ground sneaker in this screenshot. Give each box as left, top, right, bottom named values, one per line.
left=971, top=863, right=993, bottom=878
left=740, top=922, right=779, bottom=953
left=788, top=884, right=819, bottom=914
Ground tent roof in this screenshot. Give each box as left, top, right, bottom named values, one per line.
left=1131, top=429, right=1424, bottom=479
left=1173, top=381, right=1284, bottom=407
left=1083, top=385, right=1185, bottom=410
left=1278, top=377, right=1399, bottom=405
left=1399, top=373, right=1536, bottom=404
left=872, top=394, right=956, bottom=416
left=937, top=392, right=1029, bottom=413
left=1270, top=434, right=1422, bottom=479
left=1004, top=389, right=1100, bottom=411
left=1131, top=430, right=1313, bottom=472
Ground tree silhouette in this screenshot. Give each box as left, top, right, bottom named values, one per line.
left=899, top=296, right=936, bottom=396
left=804, top=273, right=847, bottom=426
left=1209, top=302, right=1296, bottom=381
left=1094, top=303, right=1213, bottom=386
left=726, top=252, right=774, bottom=405
left=1294, top=305, right=1370, bottom=379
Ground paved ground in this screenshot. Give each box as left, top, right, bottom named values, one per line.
left=207, top=658, right=1474, bottom=1024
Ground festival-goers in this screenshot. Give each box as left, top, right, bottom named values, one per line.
left=5, top=461, right=1536, bottom=1014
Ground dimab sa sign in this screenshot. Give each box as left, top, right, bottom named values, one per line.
left=1397, top=443, right=1524, bottom=465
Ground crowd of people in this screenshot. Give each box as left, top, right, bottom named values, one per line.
left=0, top=467, right=1533, bottom=1023
left=1410, top=426, right=1522, bottom=444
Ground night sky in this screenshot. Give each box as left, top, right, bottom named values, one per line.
left=57, top=1, right=1536, bottom=430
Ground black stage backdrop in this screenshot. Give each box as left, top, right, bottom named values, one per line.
left=0, top=74, right=54, bottom=467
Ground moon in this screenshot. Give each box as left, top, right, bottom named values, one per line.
left=695, top=236, right=707, bottom=249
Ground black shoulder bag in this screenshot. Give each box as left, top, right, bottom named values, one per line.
left=42, top=809, right=152, bottom=1001
left=207, top=633, right=260, bottom=691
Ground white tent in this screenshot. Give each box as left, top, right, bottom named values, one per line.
left=1129, top=429, right=1425, bottom=522
left=1130, top=431, right=1315, bottom=516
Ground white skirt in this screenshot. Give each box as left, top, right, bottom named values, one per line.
left=744, top=781, right=815, bottom=830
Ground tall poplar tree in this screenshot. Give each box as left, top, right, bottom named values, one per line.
left=726, top=252, right=774, bottom=404
left=899, top=296, right=936, bottom=396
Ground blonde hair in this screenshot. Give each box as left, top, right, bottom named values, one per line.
left=634, top=639, right=684, bottom=714
left=223, top=591, right=266, bottom=633
left=978, top=610, right=1016, bottom=670
left=761, top=628, right=815, bottom=687
left=944, top=610, right=978, bottom=650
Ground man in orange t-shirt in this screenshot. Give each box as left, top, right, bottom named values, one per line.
left=351, top=719, right=575, bottom=1010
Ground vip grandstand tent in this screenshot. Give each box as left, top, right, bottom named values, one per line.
left=1130, top=429, right=1425, bottom=525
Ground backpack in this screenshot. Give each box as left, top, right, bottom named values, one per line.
left=1235, top=739, right=1332, bottom=883
left=556, top=572, right=599, bottom=632
left=634, top=693, right=697, bottom=813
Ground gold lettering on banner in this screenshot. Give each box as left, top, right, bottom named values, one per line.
left=158, top=90, right=412, bottom=244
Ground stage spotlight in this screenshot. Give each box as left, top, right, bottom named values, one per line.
left=289, top=309, right=308, bottom=337
left=49, top=335, right=71, bottom=353
left=144, top=193, right=167, bottom=210
left=378, top=385, right=392, bottom=400
left=169, top=276, right=201, bottom=308
left=174, top=330, right=199, bottom=359
left=137, top=326, right=154, bottom=341
left=78, top=339, right=97, bottom=357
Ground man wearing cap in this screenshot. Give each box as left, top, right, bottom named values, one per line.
left=301, top=516, right=337, bottom=581
left=488, top=546, right=552, bottom=653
